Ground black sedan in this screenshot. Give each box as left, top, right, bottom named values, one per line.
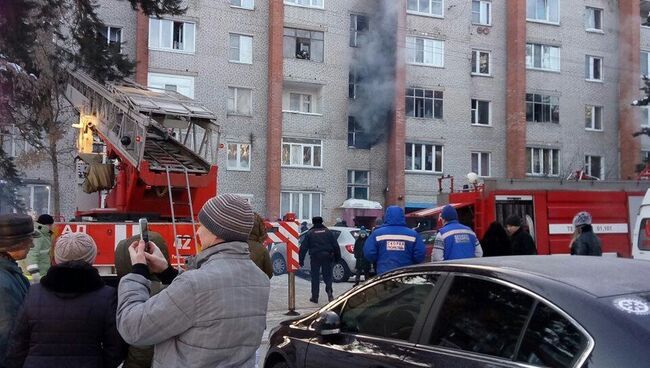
left=264, top=256, right=650, bottom=368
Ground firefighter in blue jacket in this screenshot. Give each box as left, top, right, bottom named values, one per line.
left=432, top=205, right=483, bottom=261
left=363, top=206, right=426, bottom=275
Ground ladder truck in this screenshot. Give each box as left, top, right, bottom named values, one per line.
left=57, top=71, right=221, bottom=276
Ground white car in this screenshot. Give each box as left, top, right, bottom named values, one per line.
left=269, top=227, right=361, bottom=282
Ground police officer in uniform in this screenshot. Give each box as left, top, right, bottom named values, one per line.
left=299, top=217, right=341, bottom=303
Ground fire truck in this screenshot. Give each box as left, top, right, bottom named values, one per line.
left=56, top=71, right=221, bottom=275
left=407, top=177, right=650, bottom=258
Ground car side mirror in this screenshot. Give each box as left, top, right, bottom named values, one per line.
left=314, top=311, right=341, bottom=336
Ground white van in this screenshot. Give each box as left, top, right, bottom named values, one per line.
left=632, top=189, right=650, bottom=261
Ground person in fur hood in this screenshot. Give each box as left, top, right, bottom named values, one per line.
left=5, top=232, right=126, bottom=368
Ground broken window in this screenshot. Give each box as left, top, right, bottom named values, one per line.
left=350, top=14, right=369, bottom=47
left=348, top=117, right=370, bottom=149
left=283, top=28, right=324, bottom=62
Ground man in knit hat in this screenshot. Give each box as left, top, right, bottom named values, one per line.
left=116, top=194, right=271, bottom=368
left=0, top=214, right=34, bottom=364
left=432, top=205, right=483, bottom=261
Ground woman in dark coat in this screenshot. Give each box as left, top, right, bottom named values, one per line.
left=480, top=222, right=513, bottom=257
left=353, top=227, right=371, bottom=285
left=6, top=232, right=126, bottom=368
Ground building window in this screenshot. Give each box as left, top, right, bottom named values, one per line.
left=148, top=18, right=195, bottom=53
left=585, top=155, right=603, bottom=179
left=643, top=150, right=650, bottom=163
left=284, top=0, right=323, bottom=9
left=406, top=88, right=443, bottom=119
left=471, top=50, right=490, bottom=76
left=282, top=137, right=322, bottom=168
left=406, top=37, right=444, bottom=67
left=526, top=94, right=559, bottom=124
left=349, top=68, right=361, bottom=99
left=526, top=43, right=560, bottom=72
left=585, top=55, right=603, bottom=81
left=472, top=0, right=491, bottom=25
left=526, top=0, right=559, bottom=23
left=471, top=152, right=491, bottom=177
left=347, top=170, right=369, bottom=200
left=227, top=143, right=251, bottom=171
left=407, top=0, right=443, bottom=17
left=227, top=87, right=253, bottom=116
left=585, top=7, right=602, bottom=31
left=642, top=51, right=650, bottom=76
left=471, top=99, right=491, bottom=126
left=350, top=14, right=369, bottom=47
left=148, top=73, right=195, bottom=98
left=283, top=28, right=324, bottom=62
left=405, top=143, right=443, bottom=173
left=100, top=26, right=122, bottom=53
left=0, top=125, right=27, bottom=158
left=526, top=147, right=559, bottom=176
left=281, top=191, right=321, bottom=221
left=642, top=107, right=650, bottom=127
left=17, top=184, right=51, bottom=216
left=229, top=34, right=253, bottom=64
left=288, top=93, right=313, bottom=113
left=230, top=0, right=254, bottom=9
left=348, top=117, right=370, bottom=149
left=585, top=106, right=603, bottom=131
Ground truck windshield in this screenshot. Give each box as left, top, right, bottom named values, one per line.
left=638, top=219, right=650, bottom=251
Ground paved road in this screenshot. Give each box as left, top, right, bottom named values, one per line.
left=259, top=272, right=357, bottom=362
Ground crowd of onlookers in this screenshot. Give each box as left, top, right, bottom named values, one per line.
left=0, top=194, right=273, bottom=368
left=0, top=197, right=603, bottom=368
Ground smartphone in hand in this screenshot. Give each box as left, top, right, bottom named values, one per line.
left=139, top=218, right=150, bottom=253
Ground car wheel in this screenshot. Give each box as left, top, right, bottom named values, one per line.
left=332, top=260, right=350, bottom=283
left=272, top=254, right=287, bottom=276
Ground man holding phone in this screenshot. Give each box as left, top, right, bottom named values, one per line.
left=116, top=194, right=271, bottom=368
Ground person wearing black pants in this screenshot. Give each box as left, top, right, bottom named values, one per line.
left=299, top=217, right=341, bottom=303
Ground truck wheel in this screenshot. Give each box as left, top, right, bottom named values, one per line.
left=332, top=260, right=350, bottom=283
left=272, top=254, right=287, bottom=276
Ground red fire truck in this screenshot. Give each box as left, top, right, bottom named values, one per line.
left=55, top=71, right=221, bottom=275
left=407, top=178, right=650, bottom=257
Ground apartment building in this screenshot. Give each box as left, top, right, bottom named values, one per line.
left=3, top=0, right=649, bottom=222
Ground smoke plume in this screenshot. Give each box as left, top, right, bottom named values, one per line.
left=349, top=0, right=399, bottom=146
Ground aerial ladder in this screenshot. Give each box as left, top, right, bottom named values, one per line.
left=64, top=71, right=221, bottom=266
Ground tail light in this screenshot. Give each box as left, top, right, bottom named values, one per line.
left=345, top=244, right=354, bottom=254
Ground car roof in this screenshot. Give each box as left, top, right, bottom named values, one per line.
left=394, top=256, right=650, bottom=298
left=328, top=226, right=359, bottom=231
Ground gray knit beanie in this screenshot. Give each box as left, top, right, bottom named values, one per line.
left=54, top=232, right=98, bottom=265
left=573, top=211, right=592, bottom=228
left=198, top=194, right=254, bottom=242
